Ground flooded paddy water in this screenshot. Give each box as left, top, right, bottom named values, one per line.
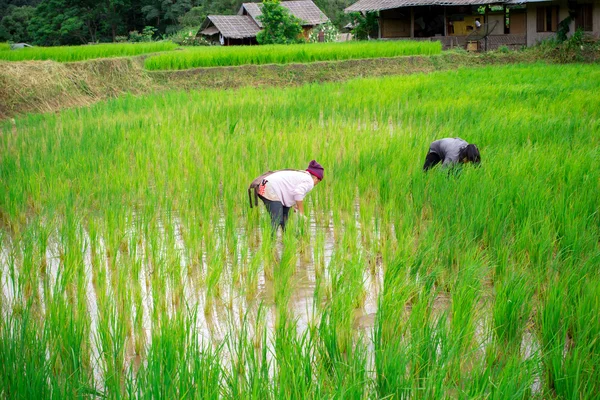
left=0, top=208, right=544, bottom=395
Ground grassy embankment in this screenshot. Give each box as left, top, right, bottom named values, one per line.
left=1, top=50, right=543, bottom=120
left=1, top=64, right=599, bottom=398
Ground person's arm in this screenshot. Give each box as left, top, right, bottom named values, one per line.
left=296, top=200, right=304, bottom=215
left=423, top=152, right=442, bottom=171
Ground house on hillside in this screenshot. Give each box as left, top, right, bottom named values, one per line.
left=199, top=1, right=330, bottom=45
left=344, top=0, right=599, bottom=50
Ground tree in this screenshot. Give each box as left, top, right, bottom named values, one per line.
left=0, top=0, right=41, bottom=20
left=179, top=5, right=205, bottom=27
left=349, top=11, right=378, bottom=40
left=256, top=0, right=303, bottom=45
left=28, top=0, right=93, bottom=44
left=101, top=0, right=131, bottom=42
left=0, top=5, right=35, bottom=42
left=141, top=0, right=192, bottom=35
left=312, top=0, right=353, bottom=29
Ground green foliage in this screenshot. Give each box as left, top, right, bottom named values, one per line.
left=556, top=16, right=573, bottom=42
left=144, top=40, right=441, bottom=69
left=141, top=0, right=193, bottom=35
left=0, top=5, right=34, bottom=42
left=312, top=0, right=353, bottom=28
left=28, top=0, right=91, bottom=45
left=535, top=28, right=598, bottom=63
left=256, top=0, right=303, bottom=45
left=349, top=11, right=378, bottom=40
left=166, top=25, right=209, bottom=46
left=178, top=6, right=206, bottom=27
left=308, top=21, right=338, bottom=43
left=127, top=26, right=156, bottom=42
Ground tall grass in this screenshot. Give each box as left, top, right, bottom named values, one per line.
left=0, top=42, right=178, bottom=62
left=144, top=40, right=442, bottom=70
left=1, top=63, right=599, bottom=397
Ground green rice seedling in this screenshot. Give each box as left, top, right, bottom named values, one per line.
left=407, top=287, right=445, bottom=393
left=492, top=272, right=533, bottom=354
left=274, top=311, right=315, bottom=399
left=223, top=307, right=271, bottom=399
left=374, top=281, right=414, bottom=399
left=144, top=40, right=441, bottom=70
left=447, top=266, right=481, bottom=382
left=274, top=231, right=297, bottom=309
left=551, top=277, right=600, bottom=398
left=0, top=310, right=52, bottom=397
left=0, top=42, right=178, bottom=62
left=96, top=301, right=128, bottom=398
left=136, top=309, right=222, bottom=399
left=464, top=354, right=536, bottom=399
left=315, top=303, right=369, bottom=399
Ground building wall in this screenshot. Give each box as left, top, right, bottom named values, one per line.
left=487, top=13, right=505, bottom=35
left=525, top=0, right=590, bottom=46
left=380, top=9, right=411, bottom=38
left=593, top=2, right=600, bottom=38
left=510, top=11, right=527, bottom=35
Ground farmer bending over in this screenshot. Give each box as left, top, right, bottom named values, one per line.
left=423, top=138, right=481, bottom=171
left=252, top=160, right=324, bottom=231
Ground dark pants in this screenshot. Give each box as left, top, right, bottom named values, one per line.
left=423, top=152, right=442, bottom=171
left=259, top=195, right=290, bottom=232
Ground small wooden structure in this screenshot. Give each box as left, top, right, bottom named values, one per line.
left=200, top=16, right=261, bottom=46
left=199, top=1, right=330, bottom=45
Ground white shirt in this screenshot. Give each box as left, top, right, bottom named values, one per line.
left=262, top=170, right=314, bottom=207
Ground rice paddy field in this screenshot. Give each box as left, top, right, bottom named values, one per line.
left=0, top=42, right=178, bottom=62
left=143, top=41, right=442, bottom=69
left=0, top=40, right=440, bottom=67
left=1, top=63, right=599, bottom=398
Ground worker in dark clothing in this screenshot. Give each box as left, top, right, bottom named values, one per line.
left=423, top=138, right=480, bottom=171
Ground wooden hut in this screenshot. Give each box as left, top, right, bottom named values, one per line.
left=199, top=1, right=330, bottom=45
left=199, top=15, right=261, bottom=45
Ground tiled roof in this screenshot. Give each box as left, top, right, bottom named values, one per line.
left=345, top=0, right=502, bottom=12
left=206, top=15, right=261, bottom=39
left=241, top=1, right=329, bottom=27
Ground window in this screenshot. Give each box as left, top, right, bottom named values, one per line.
left=575, top=4, right=593, bottom=32
left=536, top=6, right=558, bottom=32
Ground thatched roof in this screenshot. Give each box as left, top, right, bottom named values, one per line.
left=345, top=0, right=502, bottom=12
left=203, top=15, right=261, bottom=39
left=240, top=1, right=329, bottom=27
left=200, top=26, right=219, bottom=36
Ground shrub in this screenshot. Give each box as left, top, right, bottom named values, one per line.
left=128, top=26, right=156, bottom=43
left=168, top=27, right=210, bottom=46
left=308, top=22, right=339, bottom=43
left=349, top=12, right=378, bottom=40
left=256, top=0, right=304, bottom=45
